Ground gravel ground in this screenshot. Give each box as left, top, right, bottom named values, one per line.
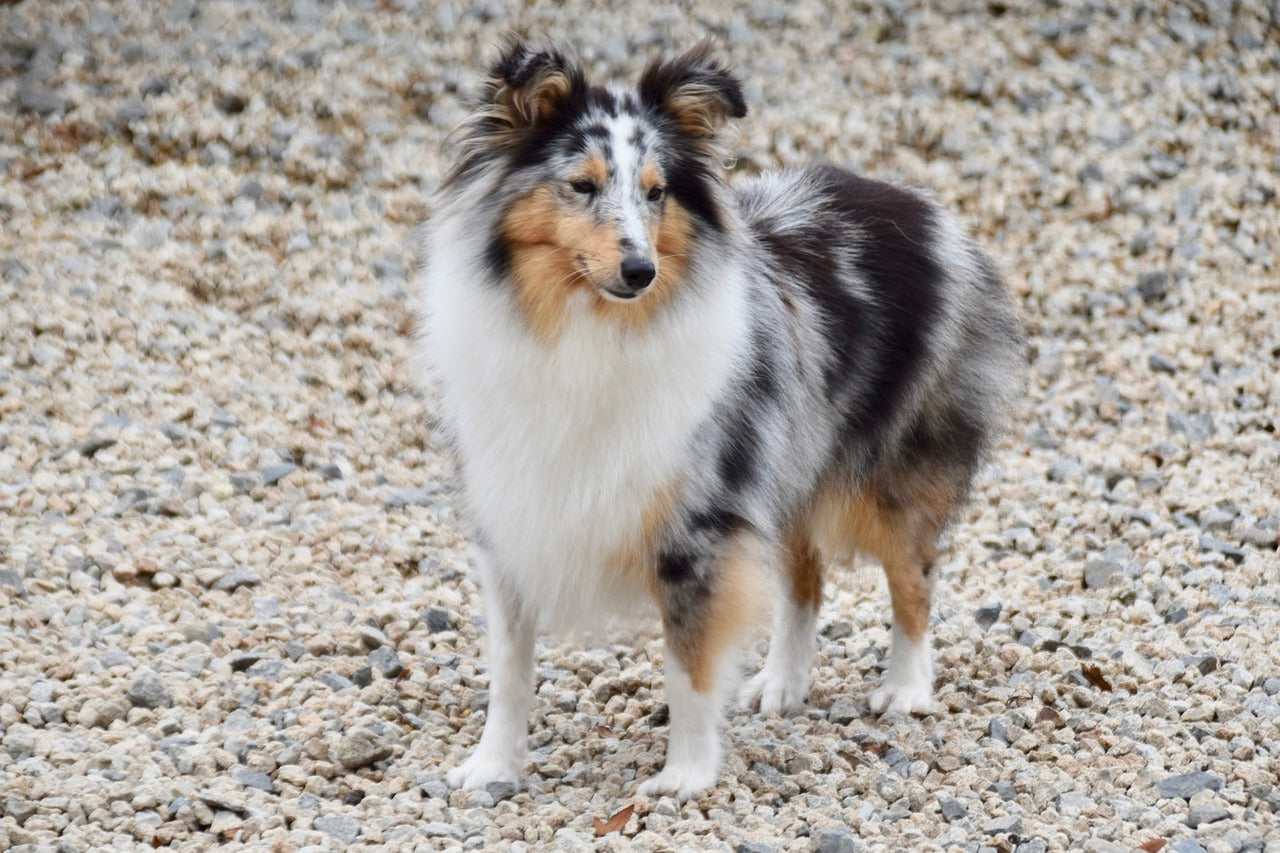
left=2, top=0, right=1279, bottom=850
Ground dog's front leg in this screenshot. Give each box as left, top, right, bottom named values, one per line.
left=448, top=562, right=535, bottom=790
left=638, top=530, right=766, bottom=799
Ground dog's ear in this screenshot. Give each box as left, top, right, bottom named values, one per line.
left=485, top=38, right=584, bottom=132
left=638, top=41, right=746, bottom=138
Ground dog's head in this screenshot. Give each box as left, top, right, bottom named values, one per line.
left=446, top=39, right=745, bottom=336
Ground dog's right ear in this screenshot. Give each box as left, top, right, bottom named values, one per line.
left=483, top=39, right=584, bottom=133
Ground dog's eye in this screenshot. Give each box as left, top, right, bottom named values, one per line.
left=570, top=180, right=597, bottom=196
left=647, top=185, right=665, bottom=202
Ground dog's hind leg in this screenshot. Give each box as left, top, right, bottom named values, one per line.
left=855, top=478, right=956, bottom=716
left=739, top=525, right=822, bottom=714
left=638, top=530, right=769, bottom=799
left=448, top=551, right=536, bottom=790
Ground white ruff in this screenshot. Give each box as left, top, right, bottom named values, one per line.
left=419, top=211, right=748, bottom=630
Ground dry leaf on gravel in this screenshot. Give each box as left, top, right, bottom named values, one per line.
left=594, top=804, right=634, bottom=837
left=1081, top=663, right=1113, bottom=692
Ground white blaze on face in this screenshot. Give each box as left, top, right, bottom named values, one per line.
left=605, top=113, right=652, bottom=257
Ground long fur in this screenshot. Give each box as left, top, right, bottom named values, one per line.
left=416, top=40, right=1024, bottom=798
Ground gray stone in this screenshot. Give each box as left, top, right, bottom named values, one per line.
left=212, top=565, right=261, bottom=591
left=1048, top=457, right=1083, bottom=482
left=1176, top=186, right=1198, bottom=221
left=1149, top=353, right=1178, bottom=374
left=465, top=789, right=494, bottom=808
left=198, top=790, right=248, bottom=814
left=827, top=697, right=859, bottom=725
left=939, top=796, right=968, bottom=822
left=975, top=602, right=1002, bottom=629
left=485, top=780, right=517, bottom=802
left=235, top=769, right=277, bottom=793
left=1171, top=840, right=1208, bottom=853
left=18, top=78, right=66, bottom=115
left=423, top=606, right=454, bottom=633
left=1157, top=771, right=1223, bottom=800
left=1146, top=152, right=1183, bottom=180
left=1200, top=536, right=1246, bottom=564
left=738, top=844, right=777, bottom=853
left=1198, top=507, right=1236, bottom=530
left=126, top=671, right=173, bottom=709
left=230, top=472, right=261, bottom=494
left=983, top=815, right=1021, bottom=834
left=334, top=729, right=393, bottom=769
left=1083, top=560, right=1122, bottom=589
left=751, top=761, right=783, bottom=784
left=822, top=621, right=853, bottom=640
left=1091, top=115, right=1132, bottom=148
left=314, top=814, right=360, bottom=844
left=117, top=96, right=148, bottom=123
left=4, top=796, right=37, bottom=824
left=385, top=486, right=439, bottom=508
left=0, top=569, right=27, bottom=596
left=989, top=717, right=1010, bottom=744
left=261, top=463, right=297, bottom=486
left=424, top=821, right=463, bottom=839
left=1168, top=412, right=1214, bottom=443
left=1187, top=805, right=1230, bottom=827
left=1015, top=842, right=1048, bottom=853
left=369, top=646, right=403, bottom=678
left=223, top=709, right=256, bottom=732
left=420, top=780, right=449, bottom=799
left=1242, top=526, right=1277, bottom=549
left=1136, top=270, right=1169, bottom=302
left=318, top=673, right=355, bottom=691
left=812, top=827, right=859, bottom=853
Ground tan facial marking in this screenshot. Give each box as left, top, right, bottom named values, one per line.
left=501, top=184, right=621, bottom=344
left=577, top=155, right=608, bottom=187
left=640, top=162, right=663, bottom=194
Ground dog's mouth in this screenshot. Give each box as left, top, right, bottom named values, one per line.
left=597, top=284, right=651, bottom=302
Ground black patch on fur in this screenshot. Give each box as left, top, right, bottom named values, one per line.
left=688, top=506, right=740, bottom=537
left=746, top=323, right=780, bottom=401
left=662, top=150, right=727, bottom=232
left=483, top=226, right=511, bottom=282
left=589, top=85, right=617, bottom=117
left=657, top=550, right=697, bottom=583
left=902, top=407, right=987, bottom=473
left=755, top=165, right=944, bottom=448
left=717, top=417, right=759, bottom=492
left=563, top=122, right=611, bottom=155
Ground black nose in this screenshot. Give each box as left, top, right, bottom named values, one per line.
left=620, top=257, right=656, bottom=291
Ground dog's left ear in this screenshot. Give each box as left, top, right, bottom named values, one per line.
left=638, top=41, right=747, bottom=138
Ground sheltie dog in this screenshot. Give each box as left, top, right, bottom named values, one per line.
left=416, top=39, right=1023, bottom=798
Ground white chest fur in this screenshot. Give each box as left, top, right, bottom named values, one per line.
left=419, top=230, right=747, bottom=627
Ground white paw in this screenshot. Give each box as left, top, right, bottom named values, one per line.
left=869, top=682, right=935, bottom=716
left=739, top=669, right=809, bottom=715
left=636, top=763, right=718, bottom=800
left=447, top=750, right=520, bottom=791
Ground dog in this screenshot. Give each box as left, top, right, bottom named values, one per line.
left=415, top=39, right=1023, bottom=798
